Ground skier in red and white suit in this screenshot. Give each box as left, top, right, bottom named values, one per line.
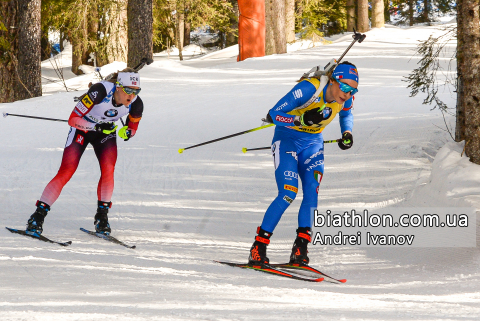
left=25, top=68, right=144, bottom=236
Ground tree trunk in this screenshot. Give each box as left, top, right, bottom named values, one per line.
left=127, top=0, right=153, bottom=67
left=455, top=1, right=465, bottom=141
left=71, top=36, right=83, bottom=75
left=178, top=1, right=184, bottom=49
left=226, top=0, right=238, bottom=47
left=346, top=0, right=356, bottom=32
left=60, top=29, right=66, bottom=52
left=184, top=20, right=191, bottom=47
left=17, top=0, right=42, bottom=99
left=408, top=0, right=414, bottom=26
left=286, top=0, right=295, bottom=43
left=41, top=27, right=50, bottom=60
left=357, top=0, right=369, bottom=33
left=295, top=0, right=302, bottom=32
left=265, top=0, right=276, bottom=55
left=372, top=0, right=385, bottom=28
left=0, top=0, right=18, bottom=103
left=265, top=0, right=286, bottom=55
left=174, top=1, right=183, bottom=61
left=422, top=0, right=429, bottom=22
left=110, top=0, right=128, bottom=63
left=274, top=0, right=286, bottom=53
left=456, top=76, right=465, bottom=142
left=71, top=15, right=87, bottom=75
left=461, top=0, right=480, bottom=163
left=87, top=6, right=99, bottom=66
left=384, top=0, right=390, bottom=23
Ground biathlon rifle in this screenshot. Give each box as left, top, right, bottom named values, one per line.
left=74, top=57, right=154, bottom=102
left=298, top=29, right=366, bottom=82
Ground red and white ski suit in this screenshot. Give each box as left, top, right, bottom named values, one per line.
left=39, top=81, right=143, bottom=206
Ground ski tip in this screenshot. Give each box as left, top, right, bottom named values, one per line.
left=2, top=112, right=8, bottom=118
left=242, top=147, right=247, bottom=153
left=315, top=278, right=324, bottom=282
left=338, top=279, right=347, bottom=283
left=178, top=148, right=184, bottom=154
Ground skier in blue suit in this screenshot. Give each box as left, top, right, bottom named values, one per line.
left=249, top=62, right=359, bottom=266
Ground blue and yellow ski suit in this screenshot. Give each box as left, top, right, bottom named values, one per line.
left=260, top=78, right=354, bottom=233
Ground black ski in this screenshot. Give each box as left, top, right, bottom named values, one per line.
left=270, top=263, right=346, bottom=284
left=214, top=260, right=324, bottom=282
left=5, top=227, right=72, bottom=247
left=80, top=228, right=136, bottom=249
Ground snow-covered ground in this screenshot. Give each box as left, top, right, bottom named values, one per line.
left=1, top=23, right=479, bottom=320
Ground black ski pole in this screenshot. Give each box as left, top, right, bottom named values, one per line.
left=95, top=67, right=104, bottom=80
left=179, top=124, right=274, bottom=153
left=3, top=113, right=67, bottom=123
left=133, top=57, right=154, bottom=72
left=242, top=139, right=341, bottom=153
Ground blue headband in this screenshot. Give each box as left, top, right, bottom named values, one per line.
left=332, top=64, right=359, bottom=83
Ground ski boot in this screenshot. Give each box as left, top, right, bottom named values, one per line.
left=26, top=201, right=50, bottom=236
left=94, top=201, right=112, bottom=235
left=248, top=226, right=272, bottom=266
left=289, top=227, right=312, bottom=265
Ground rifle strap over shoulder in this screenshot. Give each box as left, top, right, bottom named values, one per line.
left=294, top=75, right=329, bottom=111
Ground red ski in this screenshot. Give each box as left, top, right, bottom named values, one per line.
left=270, top=263, right=346, bottom=284
left=214, top=260, right=324, bottom=282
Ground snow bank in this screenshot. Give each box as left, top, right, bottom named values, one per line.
left=412, top=141, right=480, bottom=207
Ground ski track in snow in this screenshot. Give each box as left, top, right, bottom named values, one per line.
left=1, top=24, right=479, bottom=320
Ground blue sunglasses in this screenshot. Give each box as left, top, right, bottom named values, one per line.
left=337, top=81, right=358, bottom=96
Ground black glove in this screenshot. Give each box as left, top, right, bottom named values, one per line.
left=338, top=132, right=353, bottom=150
left=94, top=122, right=117, bottom=134
left=298, top=107, right=332, bottom=126
left=265, top=113, right=274, bottom=124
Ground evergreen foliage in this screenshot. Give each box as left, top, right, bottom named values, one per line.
left=39, top=0, right=235, bottom=60
left=390, top=0, right=456, bottom=25
left=0, top=0, right=16, bottom=64
left=0, top=21, right=11, bottom=55
left=153, top=0, right=174, bottom=52
left=404, top=26, right=456, bottom=111
left=297, top=0, right=346, bottom=39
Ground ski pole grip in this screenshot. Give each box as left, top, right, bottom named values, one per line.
left=133, top=57, right=154, bottom=72
left=353, top=28, right=366, bottom=43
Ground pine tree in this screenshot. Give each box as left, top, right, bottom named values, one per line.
left=357, top=0, right=369, bottom=32
left=226, top=0, right=239, bottom=47
left=297, top=0, right=346, bottom=40
left=346, top=0, right=355, bottom=32
left=17, top=0, right=42, bottom=99
left=265, top=0, right=286, bottom=55
left=285, top=0, right=295, bottom=43
left=128, top=0, right=153, bottom=67
left=372, top=0, right=385, bottom=28
left=0, top=0, right=17, bottom=103
left=456, top=0, right=465, bottom=141
left=460, top=0, right=480, bottom=163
